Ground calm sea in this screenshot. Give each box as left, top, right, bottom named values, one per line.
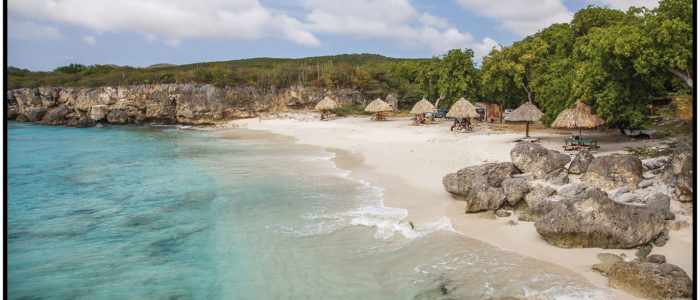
left=7, top=122, right=608, bottom=299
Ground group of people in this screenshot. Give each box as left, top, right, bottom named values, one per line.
left=450, top=118, right=471, bottom=131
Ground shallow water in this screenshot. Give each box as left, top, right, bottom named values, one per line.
left=8, top=122, right=609, bottom=299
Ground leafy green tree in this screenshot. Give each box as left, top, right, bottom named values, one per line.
left=417, top=49, right=480, bottom=107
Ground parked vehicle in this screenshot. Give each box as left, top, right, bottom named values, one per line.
left=503, top=108, right=514, bottom=117
left=434, top=108, right=449, bottom=118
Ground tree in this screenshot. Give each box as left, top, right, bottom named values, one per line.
left=480, top=37, right=548, bottom=104
left=417, top=49, right=480, bottom=108
left=631, top=0, right=694, bottom=87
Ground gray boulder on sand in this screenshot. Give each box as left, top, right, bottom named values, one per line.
left=662, top=140, right=693, bottom=202
left=510, top=142, right=570, bottom=179
left=502, top=178, right=531, bottom=206
left=583, top=154, right=643, bottom=190
left=534, top=188, right=666, bottom=248
left=593, top=254, right=693, bottom=299
left=568, top=150, right=595, bottom=174
left=443, top=162, right=520, bottom=212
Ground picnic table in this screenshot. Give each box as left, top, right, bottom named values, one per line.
left=372, top=112, right=387, bottom=121
left=563, top=139, right=600, bottom=151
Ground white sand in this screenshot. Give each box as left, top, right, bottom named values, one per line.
left=227, top=114, right=693, bottom=299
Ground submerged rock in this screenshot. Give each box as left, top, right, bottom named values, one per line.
left=534, top=188, right=666, bottom=248
left=510, top=143, right=571, bottom=179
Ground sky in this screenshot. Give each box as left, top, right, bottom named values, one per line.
left=7, top=0, right=661, bottom=71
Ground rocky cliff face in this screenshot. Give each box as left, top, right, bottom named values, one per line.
left=6, top=84, right=365, bottom=126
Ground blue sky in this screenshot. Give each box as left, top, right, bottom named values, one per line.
left=7, top=0, right=660, bottom=71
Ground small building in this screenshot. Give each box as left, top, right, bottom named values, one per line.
left=474, top=102, right=503, bottom=122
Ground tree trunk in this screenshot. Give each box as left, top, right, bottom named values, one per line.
left=522, top=82, right=533, bottom=103
left=665, top=65, right=693, bottom=88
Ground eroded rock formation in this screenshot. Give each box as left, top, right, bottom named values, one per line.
left=6, top=85, right=365, bottom=126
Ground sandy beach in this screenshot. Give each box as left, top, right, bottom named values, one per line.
left=227, top=114, right=693, bottom=299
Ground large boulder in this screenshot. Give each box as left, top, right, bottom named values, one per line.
left=91, top=104, right=110, bottom=121
left=661, top=141, right=694, bottom=202
left=604, top=257, right=693, bottom=299
left=75, top=116, right=96, bottom=128
left=41, top=105, right=70, bottom=125
left=568, top=150, right=595, bottom=174
left=583, top=154, right=643, bottom=190
left=534, top=188, right=666, bottom=248
left=22, top=107, right=48, bottom=122
left=510, top=143, right=570, bottom=179
left=443, top=162, right=519, bottom=212
left=524, top=185, right=556, bottom=208
left=502, top=178, right=530, bottom=206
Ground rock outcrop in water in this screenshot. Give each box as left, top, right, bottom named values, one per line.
left=6, top=84, right=365, bottom=126
left=593, top=253, right=693, bottom=299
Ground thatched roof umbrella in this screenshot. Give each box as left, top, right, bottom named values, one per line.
left=409, top=98, right=437, bottom=114
left=314, top=96, right=338, bottom=111
left=551, top=100, right=605, bottom=138
left=504, top=102, right=543, bottom=138
left=446, top=98, right=479, bottom=119
left=364, top=98, right=393, bottom=113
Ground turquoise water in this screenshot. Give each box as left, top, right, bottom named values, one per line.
left=8, top=122, right=609, bottom=299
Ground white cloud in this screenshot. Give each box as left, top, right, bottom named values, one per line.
left=297, top=0, right=494, bottom=56
left=8, top=0, right=318, bottom=45
left=8, top=18, right=62, bottom=40
left=83, top=35, right=96, bottom=45
left=454, top=0, right=573, bottom=37
left=419, top=13, right=450, bottom=29
left=590, top=0, right=660, bottom=10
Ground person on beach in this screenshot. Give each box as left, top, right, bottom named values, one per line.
left=490, top=115, right=494, bottom=123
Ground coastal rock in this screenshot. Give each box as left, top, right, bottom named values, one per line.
left=568, top=150, right=595, bottom=174
left=91, top=104, right=110, bottom=121
left=637, top=180, right=653, bottom=189
left=605, top=258, right=693, bottom=299
left=41, top=105, right=70, bottom=125
left=512, top=173, right=534, bottom=181
left=495, top=209, right=511, bottom=218
left=583, top=154, right=643, bottom=190
left=643, top=193, right=674, bottom=220
left=558, top=182, right=586, bottom=196
left=653, top=229, right=669, bottom=247
left=76, top=116, right=96, bottom=128
left=550, top=170, right=569, bottom=186
left=22, top=107, right=48, bottom=122
left=443, top=162, right=519, bottom=212
left=592, top=253, right=623, bottom=274
left=534, top=188, right=666, bottom=248
left=635, top=244, right=652, bottom=258
left=662, top=141, right=693, bottom=203
left=517, top=199, right=562, bottom=222
left=642, top=156, right=669, bottom=171
left=501, top=178, right=530, bottom=206
left=510, top=143, right=571, bottom=179
left=7, top=84, right=368, bottom=126
left=524, top=185, right=556, bottom=208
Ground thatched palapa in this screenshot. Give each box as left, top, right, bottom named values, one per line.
left=446, top=98, right=479, bottom=118
left=314, top=96, right=338, bottom=111
left=365, top=98, right=393, bottom=113
left=504, top=102, right=543, bottom=138
left=551, top=100, right=604, bottom=137
left=410, top=98, right=437, bottom=114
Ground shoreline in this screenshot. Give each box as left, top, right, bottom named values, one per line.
left=224, top=115, right=692, bottom=299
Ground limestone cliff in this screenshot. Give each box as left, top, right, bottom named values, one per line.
left=6, top=84, right=365, bottom=126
